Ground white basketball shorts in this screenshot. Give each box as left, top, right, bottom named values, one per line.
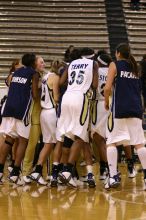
left=56, top=92, right=90, bottom=142
left=0, top=117, right=31, bottom=139
left=106, top=116, right=145, bottom=146
left=40, top=108, right=57, bottom=143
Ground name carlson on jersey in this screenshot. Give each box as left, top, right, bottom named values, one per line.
left=71, top=64, right=88, bottom=70
left=120, top=71, right=138, bottom=79
left=12, top=77, right=27, bottom=84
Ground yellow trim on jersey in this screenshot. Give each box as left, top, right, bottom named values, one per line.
left=49, top=89, right=56, bottom=108
left=47, top=84, right=56, bottom=109
left=107, top=111, right=114, bottom=132
left=80, top=94, right=89, bottom=126
left=91, top=100, right=97, bottom=125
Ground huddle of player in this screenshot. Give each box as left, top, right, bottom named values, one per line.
left=0, top=42, right=146, bottom=191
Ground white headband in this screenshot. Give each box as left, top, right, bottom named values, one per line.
left=82, top=54, right=95, bottom=59
left=97, top=56, right=108, bottom=66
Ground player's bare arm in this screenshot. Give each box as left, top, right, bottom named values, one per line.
left=104, top=62, right=116, bottom=110
left=59, top=66, right=68, bottom=86
left=52, top=75, right=60, bottom=104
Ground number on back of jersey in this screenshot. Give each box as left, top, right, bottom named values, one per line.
left=100, top=83, right=106, bottom=97
left=69, top=70, right=85, bottom=85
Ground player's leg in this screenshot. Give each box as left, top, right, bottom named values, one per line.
left=126, top=118, right=146, bottom=189
left=124, top=145, right=136, bottom=178
left=9, top=135, right=28, bottom=185
left=23, top=124, right=41, bottom=176
left=58, top=137, right=84, bottom=187
left=61, top=147, right=70, bottom=165
left=8, top=139, right=19, bottom=173
left=83, top=142, right=96, bottom=188
left=93, top=132, right=108, bottom=180
left=104, top=119, right=129, bottom=189
left=50, top=141, right=63, bottom=187
left=104, top=144, right=121, bottom=189
left=29, top=143, right=54, bottom=185
left=51, top=95, right=69, bottom=187
left=23, top=99, right=41, bottom=181
left=135, top=144, right=146, bottom=190
left=0, top=135, right=14, bottom=184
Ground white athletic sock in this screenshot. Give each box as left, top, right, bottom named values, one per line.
left=86, top=165, right=93, bottom=174
left=137, top=147, right=146, bottom=169
left=53, top=162, right=59, bottom=166
left=107, top=146, right=117, bottom=177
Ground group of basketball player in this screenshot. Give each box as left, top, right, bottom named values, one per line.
left=0, top=42, right=146, bottom=191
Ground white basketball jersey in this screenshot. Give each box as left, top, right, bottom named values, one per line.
left=41, top=72, right=55, bottom=109
left=96, top=67, right=108, bottom=101
left=67, top=58, right=93, bottom=94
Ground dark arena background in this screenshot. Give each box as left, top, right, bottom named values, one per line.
left=0, top=1, right=146, bottom=220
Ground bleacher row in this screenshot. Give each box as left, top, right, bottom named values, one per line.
left=0, top=0, right=145, bottom=87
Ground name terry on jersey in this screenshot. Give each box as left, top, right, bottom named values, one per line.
left=120, top=71, right=138, bottom=79
left=71, top=64, right=88, bottom=70
left=12, top=77, right=27, bottom=84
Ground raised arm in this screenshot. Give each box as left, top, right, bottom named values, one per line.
left=59, top=66, right=68, bottom=87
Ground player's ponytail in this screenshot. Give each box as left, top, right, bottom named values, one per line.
left=116, top=43, right=139, bottom=77
left=128, top=54, right=139, bottom=77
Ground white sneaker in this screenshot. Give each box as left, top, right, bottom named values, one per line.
left=23, top=175, right=32, bottom=184
left=29, top=172, right=47, bottom=185
left=0, top=173, right=4, bottom=185
left=9, top=175, right=24, bottom=186
left=128, top=168, right=137, bottom=178
left=58, top=171, right=77, bottom=188
left=104, top=175, right=120, bottom=190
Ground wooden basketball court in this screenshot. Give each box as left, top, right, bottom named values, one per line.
left=1, top=164, right=146, bottom=220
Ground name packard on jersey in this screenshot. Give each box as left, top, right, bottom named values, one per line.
left=12, top=77, right=27, bottom=84
left=120, top=71, right=138, bottom=79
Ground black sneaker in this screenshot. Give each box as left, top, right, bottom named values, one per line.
left=50, top=165, right=59, bottom=187
left=127, top=160, right=136, bottom=178
left=50, top=175, right=58, bottom=187
left=87, top=173, right=96, bottom=188
left=99, top=161, right=109, bottom=180
left=104, top=174, right=121, bottom=190
left=9, top=167, right=24, bottom=186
